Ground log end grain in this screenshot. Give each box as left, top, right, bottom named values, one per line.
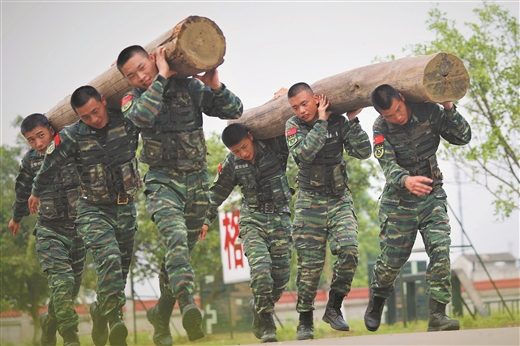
left=423, top=52, right=470, bottom=102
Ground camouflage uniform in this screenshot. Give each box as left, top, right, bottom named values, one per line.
left=285, top=114, right=371, bottom=313
left=370, top=102, right=471, bottom=304
left=206, top=136, right=293, bottom=315
left=13, top=144, right=85, bottom=336
left=31, top=111, right=142, bottom=319
left=121, top=75, right=242, bottom=300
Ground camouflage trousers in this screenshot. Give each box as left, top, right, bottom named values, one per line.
left=239, top=208, right=292, bottom=314
left=292, top=189, right=359, bottom=313
left=75, top=201, right=136, bottom=317
left=144, top=168, right=209, bottom=298
left=370, top=188, right=452, bottom=304
left=35, top=221, right=85, bottom=334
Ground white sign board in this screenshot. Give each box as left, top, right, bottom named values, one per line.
left=219, top=211, right=250, bottom=284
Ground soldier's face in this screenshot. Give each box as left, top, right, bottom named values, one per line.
left=24, top=125, right=55, bottom=154
left=228, top=133, right=257, bottom=163
left=120, top=52, right=159, bottom=90
left=75, top=96, right=109, bottom=129
left=379, top=95, right=411, bottom=125
left=289, top=90, right=320, bottom=125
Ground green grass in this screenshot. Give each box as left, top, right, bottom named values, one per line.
left=69, top=311, right=519, bottom=345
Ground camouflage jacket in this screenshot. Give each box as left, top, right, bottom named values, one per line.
left=13, top=147, right=79, bottom=223
left=285, top=114, right=371, bottom=193
left=121, top=75, right=243, bottom=171
left=31, top=111, right=141, bottom=204
left=373, top=102, right=471, bottom=196
left=205, top=135, right=292, bottom=225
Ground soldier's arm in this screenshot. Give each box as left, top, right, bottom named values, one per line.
left=121, top=75, right=169, bottom=128
left=286, top=117, right=327, bottom=163
left=373, top=123, right=410, bottom=190
left=343, top=116, right=372, bottom=159
left=12, top=152, right=35, bottom=223
left=204, top=155, right=238, bottom=226
left=435, top=103, right=472, bottom=145
left=189, top=78, right=243, bottom=120
left=31, top=129, right=76, bottom=198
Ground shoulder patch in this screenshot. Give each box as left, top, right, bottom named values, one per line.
left=121, top=94, right=133, bottom=113
left=374, top=143, right=384, bottom=159
left=374, top=134, right=384, bottom=145
left=46, top=141, right=55, bottom=155
left=286, top=127, right=297, bottom=136
left=214, top=162, right=223, bottom=183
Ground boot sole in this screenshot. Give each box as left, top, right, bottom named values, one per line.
left=109, top=321, right=128, bottom=346
left=322, top=315, right=350, bottom=331
left=260, top=334, right=278, bottom=343
left=296, top=334, right=314, bottom=341
left=182, top=304, right=204, bottom=341
left=427, top=323, right=460, bottom=332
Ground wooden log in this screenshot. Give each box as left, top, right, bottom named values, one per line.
left=47, top=16, right=226, bottom=131
left=233, top=52, right=470, bottom=139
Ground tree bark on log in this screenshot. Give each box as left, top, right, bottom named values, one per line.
left=233, top=52, right=470, bottom=139
left=47, top=16, right=226, bottom=131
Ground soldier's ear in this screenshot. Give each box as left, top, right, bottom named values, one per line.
left=398, top=93, right=406, bottom=103
left=248, top=132, right=254, bottom=141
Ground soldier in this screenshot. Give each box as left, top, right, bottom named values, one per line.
left=9, top=113, right=85, bottom=346
left=285, top=82, right=371, bottom=340
left=28, top=86, right=142, bottom=346
left=364, top=84, right=471, bottom=333
left=199, top=123, right=293, bottom=343
left=116, top=45, right=243, bottom=344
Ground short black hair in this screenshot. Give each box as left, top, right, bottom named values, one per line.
left=20, top=113, right=50, bottom=136
left=287, top=82, right=313, bottom=99
left=222, top=123, right=249, bottom=148
left=371, top=84, right=401, bottom=113
left=116, top=45, right=149, bottom=73
left=70, top=85, right=102, bottom=113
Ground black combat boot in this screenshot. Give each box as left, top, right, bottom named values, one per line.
left=364, top=293, right=386, bottom=332
left=296, top=311, right=314, bottom=340
left=427, top=298, right=460, bottom=332
left=249, top=299, right=263, bottom=339
left=40, top=312, right=57, bottom=346
left=61, top=327, right=80, bottom=346
left=147, top=296, right=174, bottom=346
left=89, top=302, right=108, bottom=346
left=322, top=290, right=350, bottom=331
left=107, top=309, right=128, bottom=346
left=260, top=312, right=278, bottom=343
left=178, top=293, right=204, bottom=341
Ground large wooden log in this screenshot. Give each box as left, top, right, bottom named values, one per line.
left=234, top=52, right=470, bottom=139
left=47, top=16, right=226, bottom=131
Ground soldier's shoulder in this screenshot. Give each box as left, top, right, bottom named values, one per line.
left=373, top=115, right=387, bottom=130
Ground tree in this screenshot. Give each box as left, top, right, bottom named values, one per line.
left=407, top=2, right=519, bottom=218
left=0, top=143, right=50, bottom=345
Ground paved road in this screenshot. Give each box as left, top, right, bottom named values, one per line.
left=243, top=327, right=520, bottom=345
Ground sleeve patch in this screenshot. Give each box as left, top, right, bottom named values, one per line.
left=121, top=94, right=133, bottom=112
left=217, top=162, right=223, bottom=173
left=286, top=127, right=297, bottom=136
left=53, top=133, right=61, bottom=147
left=374, top=134, right=384, bottom=145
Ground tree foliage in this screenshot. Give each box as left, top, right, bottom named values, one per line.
left=407, top=2, right=519, bottom=218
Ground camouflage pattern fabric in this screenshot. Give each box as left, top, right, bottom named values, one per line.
left=144, top=169, right=209, bottom=297
left=35, top=222, right=85, bottom=334
left=31, top=113, right=141, bottom=318
left=13, top=147, right=84, bottom=334
left=122, top=75, right=242, bottom=299
left=205, top=136, right=292, bottom=314
left=75, top=201, right=136, bottom=316
left=285, top=114, right=371, bottom=313
left=292, top=189, right=359, bottom=312
left=239, top=208, right=292, bottom=314
left=371, top=102, right=471, bottom=304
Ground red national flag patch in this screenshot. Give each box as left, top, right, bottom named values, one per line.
left=54, top=133, right=61, bottom=146
left=286, top=127, right=297, bottom=136
left=217, top=162, right=223, bottom=173
left=121, top=94, right=133, bottom=106
left=374, top=134, right=384, bottom=145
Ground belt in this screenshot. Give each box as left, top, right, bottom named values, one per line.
left=247, top=202, right=289, bottom=214
left=117, top=195, right=133, bottom=205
